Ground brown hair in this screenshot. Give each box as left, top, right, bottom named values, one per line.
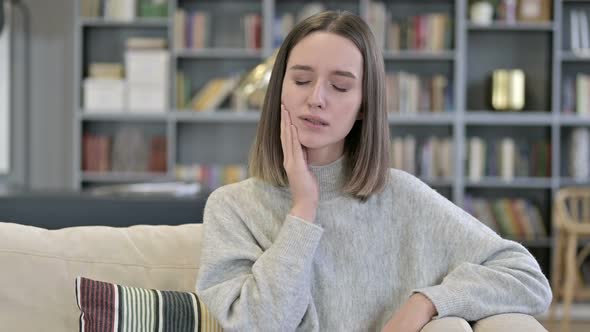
left=248, top=10, right=390, bottom=200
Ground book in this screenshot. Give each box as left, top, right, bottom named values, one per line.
left=148, top=136, right=167, bottom=172
left=581, top=10, right=590, bottom=54
left=174, top=9, right=187, bottom=50
left=88, top=63, right=124, bottom=79
left=83, top=134, right=112, bottom=172
left=126, top=37, right=167, bottom=50
left=190, top=74, right=243, bottom=112
left=572, top=10, right=581, bottom=54
left=468, top=137, right=486, bottom=182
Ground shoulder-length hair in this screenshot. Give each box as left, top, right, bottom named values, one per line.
left=248, top=10, right=390, bottom=200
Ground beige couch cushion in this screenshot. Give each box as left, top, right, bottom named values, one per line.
left=0, top=221, right=202, bottom=332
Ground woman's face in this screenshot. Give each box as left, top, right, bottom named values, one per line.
left=281, top=31, right=363, bottom=154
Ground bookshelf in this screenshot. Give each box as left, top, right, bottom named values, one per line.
left=74, top=0, right=590, bottom=283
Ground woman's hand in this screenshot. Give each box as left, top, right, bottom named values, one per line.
left=380, top=293, right=437, bottom=332
left=280, top=104, right=319, bottom=222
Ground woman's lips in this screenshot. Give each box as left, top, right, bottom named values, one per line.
left=299, top=116, right=329, bottom=129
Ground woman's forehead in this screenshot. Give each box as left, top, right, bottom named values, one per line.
left=287, top=32, right=363, bottom=76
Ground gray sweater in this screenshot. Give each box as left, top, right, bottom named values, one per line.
left=195, top=157, right=552, bottom=331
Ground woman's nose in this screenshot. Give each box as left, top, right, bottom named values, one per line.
left=308, top=81, right=326, bottom=110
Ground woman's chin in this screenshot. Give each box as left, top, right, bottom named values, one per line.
left=298, top=139, right=323, bottom=150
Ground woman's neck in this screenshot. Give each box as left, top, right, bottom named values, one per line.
left=306, top=143, right=344, bottom=166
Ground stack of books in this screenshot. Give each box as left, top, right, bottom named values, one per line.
left=83, top=63, right=125, bottom=111
left=125, top=37, right=169, bottom=112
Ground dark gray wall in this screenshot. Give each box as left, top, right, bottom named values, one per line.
left=8, top=0, right=74, bottom=190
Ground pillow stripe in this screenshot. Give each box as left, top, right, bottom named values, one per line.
left=76, top=277, right=223, bottom=332
left=117, top=284, right=123, bottom=332
left=194, top=293, right=202, bottom=332
left=189, top=293, right=198, bottom=332
left=113, top=284, right=119, bottom=332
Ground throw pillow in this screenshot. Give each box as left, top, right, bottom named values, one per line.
left=75, top=276, right=223, bottom=332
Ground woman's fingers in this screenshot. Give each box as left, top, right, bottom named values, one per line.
left=281, top=106, right=287, bottom=162
left=281, top=105, right=292, bottom=163
left=291, top=124, right=306, bottom=167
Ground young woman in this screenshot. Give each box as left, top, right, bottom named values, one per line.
left=196, top=11, right=551, bottom=332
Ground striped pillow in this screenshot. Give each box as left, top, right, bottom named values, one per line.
left=75, top=277, right=223, bottom=332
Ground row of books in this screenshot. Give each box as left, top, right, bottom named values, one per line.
left=368, top=2, right=452, bottom=52
left=464, top=196, right=547, bottom=239
left=175, top=164, right=248, bottom=190
left=82, top=131, right=166, bottom=173
left=562, top=74, right=590, bottom=116
left=467, top=137, right=551, bottom=181
left=568, top=127, right=590, bottom=179
left=386, top=73, right=453, bottom=113
left=81, top=0, right=167, bottom=20
left=174, top=9, right=261, bottom=50
left=391, top=136, right=453, bottom=179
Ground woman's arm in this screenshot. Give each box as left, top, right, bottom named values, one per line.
left=196, top=190, right=323, bottom=331
left=409, top=181, right=552, bottom=321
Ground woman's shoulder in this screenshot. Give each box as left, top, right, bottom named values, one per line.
left=386, top=168, right=431, bottom=191
left=206, top=177, right=288, bottom=205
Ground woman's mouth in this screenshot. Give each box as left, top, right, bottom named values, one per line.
left=300, top=116, right=329, bottom=128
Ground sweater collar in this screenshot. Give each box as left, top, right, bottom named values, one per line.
left=309, top=156, right=345, bottom=202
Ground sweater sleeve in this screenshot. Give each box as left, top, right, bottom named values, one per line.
left=195, top=189, right=324, bottom=331
left=409, top=180, right=552, bottom=321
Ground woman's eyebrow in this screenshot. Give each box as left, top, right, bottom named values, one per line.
left=288, top=64, right=357, bottom=79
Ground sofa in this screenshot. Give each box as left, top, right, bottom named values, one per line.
left=0, top=221, right=548, bottom=331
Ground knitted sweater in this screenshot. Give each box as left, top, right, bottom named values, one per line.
left=195, top=157, right=552, bottom=331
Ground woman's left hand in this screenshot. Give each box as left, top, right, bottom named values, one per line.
left=380, top=293, right=437, bottom=332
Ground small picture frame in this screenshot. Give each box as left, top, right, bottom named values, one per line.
left=517, top=0, right=551, bottom=22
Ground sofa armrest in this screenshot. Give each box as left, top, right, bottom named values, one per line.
left=421, top=317, right=472, bottom=332
left=420, top=314, right=547, bottom=332
left=472, top=313, right=547, bottom=332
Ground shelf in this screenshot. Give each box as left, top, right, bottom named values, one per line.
left=172, top=110, right=261, bottom=123
left=81, top=172, right=173, bottom=183
left=388, top=112, right=454, bottom=125
left=465, top=111, right=553, bottom=125
left=559, top=114, right=590, bottom=125
left=175, top=48, right=263, bottom=59
left=467, top=21, right=554, bottom=32
left=382, top=50, right=455, bottom=61
left=465, top=177, right=552, bottom=189
left=78, top=111, right=168, bottom=122
left=80, top=18, right=169, bottom=28
left=559, top=178, right=590, bottom=187
left=561, top=51, right=590, bottom=62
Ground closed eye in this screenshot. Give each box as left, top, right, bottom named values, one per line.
left=295, top=81, right=348, bottom=93
left=333, top=85, right=347, bottom=92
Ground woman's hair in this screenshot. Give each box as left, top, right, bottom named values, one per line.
left=248, top=10, right=390, bottom=200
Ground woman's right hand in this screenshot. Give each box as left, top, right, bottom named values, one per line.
left=280, top=104, right=319, bottom=223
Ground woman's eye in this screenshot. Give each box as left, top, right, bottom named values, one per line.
left=295, top=81, right=310, bottom=86
left=333, top=85, right=348, bottom=92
